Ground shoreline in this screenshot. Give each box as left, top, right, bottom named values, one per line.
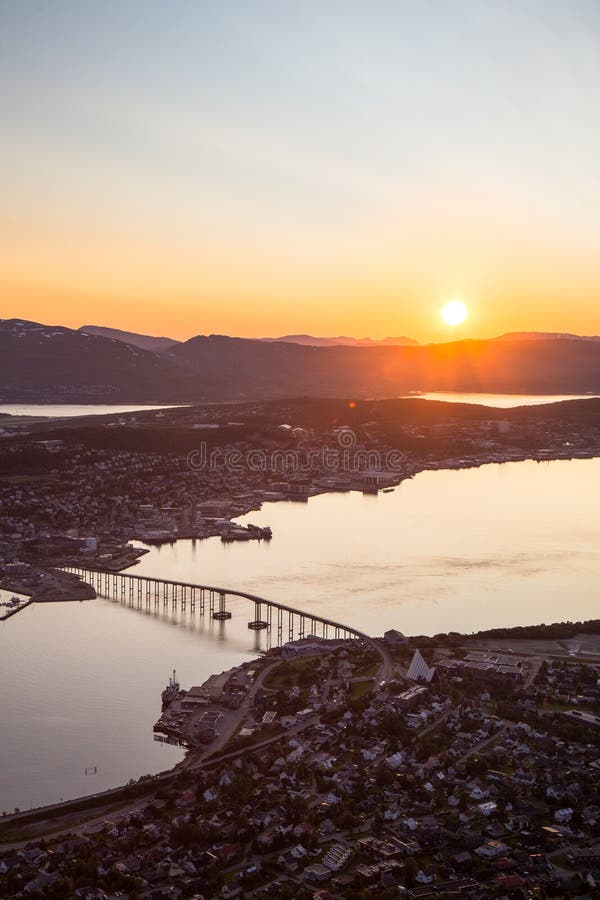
left=0, top=598, right=33, bottom=621
left=2, top=614, right=598, bottom=829
left=126, top=444, right=600, bottom=550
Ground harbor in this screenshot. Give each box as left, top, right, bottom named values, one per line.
left=153, top=665, right=259, bottom=749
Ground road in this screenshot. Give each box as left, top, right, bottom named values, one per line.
left=455, top=722, right=511, bottom=764
left=367, top=637, right=394, bottom=683
left=186, top=659, right=282, bottom=764
left=523, top=656, right=544, bottom=689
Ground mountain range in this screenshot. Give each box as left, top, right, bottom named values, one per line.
left=79, top=326, right=418, bottom=349
left=260, top=333, right=418, bottom=347
left=79, top=325, right=179, bottom=353
left=2, top=318, right=600, bottom=403
left=494, top=331, right=600, bottom=342
left=80, top=324, right=600, bottom=352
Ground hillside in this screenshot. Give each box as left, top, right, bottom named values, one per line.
left=79, top=325, right=179, bottom=353
left=170, top=333, right=600, bottom=396
left=3, top=319, right=600, bottom=402
left=0, top=319, right=191, bottom=402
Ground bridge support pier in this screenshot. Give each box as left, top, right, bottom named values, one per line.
left=248, top=599, right=268, bottom=630
left=212, top=590, right=231, bottom=620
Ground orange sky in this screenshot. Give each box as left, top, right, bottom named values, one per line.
left=2, top=2, right=600, bottom=342
left=3, top=201, right=599, bottom=342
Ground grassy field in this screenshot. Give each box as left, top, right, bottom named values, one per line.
left=354, top=660, right=379, bottom=678
left=467, top=634, right=600, bottom=659
left=262, top=655, right=320, bottom=691
left=350, top=680, right=374, bottom=700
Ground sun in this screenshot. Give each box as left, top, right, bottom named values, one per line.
left=440, top=299, right=468, bottom=326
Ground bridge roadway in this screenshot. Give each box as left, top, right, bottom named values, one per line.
left=60, top=566, right=391, bottom=678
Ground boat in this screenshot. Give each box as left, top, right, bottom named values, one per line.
left=161, top=669, right=181, bottom=709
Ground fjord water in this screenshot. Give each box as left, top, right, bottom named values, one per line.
left=0, top=404, right=183, bottom=418
left=134, top=457, right=600, bottom=637
left=2, top=457, right=600, bottom=811
left=0, top=599, right=257, bottom=813
left=418, top=392, right=599, bottom=407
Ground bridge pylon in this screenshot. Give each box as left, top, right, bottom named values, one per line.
left=212, top=590, right=232, bottom=621
left=248, top=599, right=268, bottom=630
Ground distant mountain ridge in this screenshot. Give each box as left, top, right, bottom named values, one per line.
left=167, top=331, right=600, bottom=398
left=495, top=331, right=600, bottom=342
left=80, top=327, right=419, bottom=350
left=260, top=334, right=419, bottom=347
left=79, top=325, right=179, bottom=353
left=77, top=325, right=600, bottom=351
left=3, top=318, right=600, bottom=403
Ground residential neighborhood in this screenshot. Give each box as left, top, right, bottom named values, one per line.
left=2, top=633, right=599, bottom=898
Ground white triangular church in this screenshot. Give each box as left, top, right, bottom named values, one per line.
left=406, top=648, right=436, bottom=683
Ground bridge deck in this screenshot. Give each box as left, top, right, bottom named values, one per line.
left=60, top=566, right=368, bottom=641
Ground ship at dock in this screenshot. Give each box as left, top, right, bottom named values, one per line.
left=161, top=669, right=183, bottom=710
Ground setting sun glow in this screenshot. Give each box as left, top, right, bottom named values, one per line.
left=441, top=300, right=468, bottom=327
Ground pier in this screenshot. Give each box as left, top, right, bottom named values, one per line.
left=59, top=566, right=367, bottom=646
left=0, top=598, right=33, bottom=621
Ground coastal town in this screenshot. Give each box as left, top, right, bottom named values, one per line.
left=2, top=398, right=600, bottom=897
left=1, top=397, right=600, bottom=579
left=1, top=626, right=599, bottom=897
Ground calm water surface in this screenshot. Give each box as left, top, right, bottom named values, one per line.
left=0, top=404, right=184, bottom=418
left=133, top=458, right=600, bottom=637
left=1, top=457, right=600, bottom=811
left=418, top=392, right=599, bottom=407
left=0, top=600, right=257, bottom=812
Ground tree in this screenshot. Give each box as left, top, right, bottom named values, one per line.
left=404, top=856, right=418, bottom=887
